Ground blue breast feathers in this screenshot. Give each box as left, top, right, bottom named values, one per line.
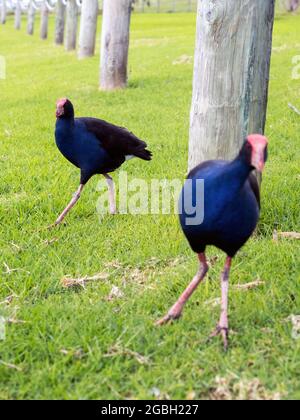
left=179, top=159, right=260, bottom=256
left=55, top=119, right=111, bottom=173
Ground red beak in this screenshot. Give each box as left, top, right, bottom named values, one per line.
left=251, top=149, right=265, bottom=172
left=248, top=134, right=268, bottom=173
left=56, top=107, right=64, bottom=118
left=56, top=98, right=67, bottom=118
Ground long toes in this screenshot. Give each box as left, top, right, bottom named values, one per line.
left=209, top=326, right=222, bottom=339
left=222, top=339, right=229, bottom=352
left=208, top=326, right=229, bottom=350
left=49, top=220, right=68, bottom=229
left=221, top=329, right=229, bottom=352
left=155, top=316, right=171, bottom=326
left=155, top=312, right=181, bottom=326
left=47, top=223, right=57, bottom=230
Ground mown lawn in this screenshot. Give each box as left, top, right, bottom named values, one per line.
left=0, top=12, right=299, bottom=400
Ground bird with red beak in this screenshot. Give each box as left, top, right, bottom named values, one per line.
left=52, top=98, right=152, bottom=227
left=157, top=134, right=268, bottom=351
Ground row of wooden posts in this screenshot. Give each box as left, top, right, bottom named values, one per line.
left=0, top=0, right=133, bottom=91
left=0, top=1, right=99, bottom=55
left=0, top=0, right=296, bottom=168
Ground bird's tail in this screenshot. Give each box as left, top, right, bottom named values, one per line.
left=134, top=148, right=152, bottom=161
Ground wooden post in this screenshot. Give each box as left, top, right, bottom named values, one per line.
left=1, top=0, right=6, bottom=24
left=40, top=1, right=49, bottom=40
left=55, top=0, right=66, bottom=45
left=27, top=0, right=35, bottom=35
left=100, top=0, right=133, bottom=90
left=15, top=0, right=21, bottom=30
left=78, top=0, right=98, bottom=58
left=188, top=0, right=275, bottom=172
left=285, top=0, right=299, bottom=11
left=65, top=0, right=78, bottom=51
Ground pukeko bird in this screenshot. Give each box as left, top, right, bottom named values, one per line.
left=156, top=134, right=268, bottom=350
left=53, top=98, right=152, bottom=226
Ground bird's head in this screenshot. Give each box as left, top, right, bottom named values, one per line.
left=241, top=134, right=268, bottom=172
left=56, top=98, right=74, bottom=119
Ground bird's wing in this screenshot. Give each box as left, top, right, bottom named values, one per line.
left=187, top=160, right=227, bottom=179
left=77, top=117, right=152, bottom=160
left=248, top=172, right=261, bottom=209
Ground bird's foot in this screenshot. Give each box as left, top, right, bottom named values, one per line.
left=208, top=325, right=229, bottom=351
left=47, top=219, right=67, bottom=230
left=155, top=307, right=183, bottom=326
left=155, top=312, right=182, bottom=326
left=109, top=208, right=118, bottom=215
left=47, top=222, right=58, bottom=230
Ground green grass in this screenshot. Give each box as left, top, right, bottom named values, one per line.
left=0, top=13, right=299, bottom=400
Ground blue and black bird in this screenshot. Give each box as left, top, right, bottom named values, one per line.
left=53, top=98, right=152, bottom=226
left=157, top=135, right=268, bottom=350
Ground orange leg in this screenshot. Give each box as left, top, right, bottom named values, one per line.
left=51, top=184, right=84, bottom=227
left=209, top=256, right=232, bottom=351
left=156, top=253, right=209, bottom=325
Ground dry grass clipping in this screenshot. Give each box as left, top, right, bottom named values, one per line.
left=235, top=279, right=265, bottom=290
left=3, top=263, right=30, bottom=275
left=0, top=295, right=15, bottom=306
left=0, top=360, right=22, bottom=372
left=60, top=348, right=86, bottom=360
left=286, top=315, right=300, bottom=340
left=104, top=344, right=150, bottom=365
left=61, top=272, right=109, bottom=289
left=210, top=376, right=281, bottom=400
left=288, top=103, right=300, bottom=116
left=106, top=285, right=124, bottom=301
left=273, top=231, right=300, bottom=240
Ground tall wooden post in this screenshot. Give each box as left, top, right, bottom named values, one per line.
left=65, top=0, right=78, bottom=51
left=188, top=0, right=275, bottom=172
left=78, top=0, right=98, bottom=58
left=15, top=0, right=21, bottom=30
left=40, top=1, right=49, bottom=40
left=1, top=0, right=6, bottom=24
left=27, top=0, right=35, bottom=35
left=100, top=0, right=133, bottom=90
left=55, top=0, right=66, bottom=45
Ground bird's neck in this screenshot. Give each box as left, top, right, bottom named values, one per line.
left=223, top=157, right=252, bottom=191
left=56, top=117, right=75, bottom=134
left=55, top=118, right=75, bottom=149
